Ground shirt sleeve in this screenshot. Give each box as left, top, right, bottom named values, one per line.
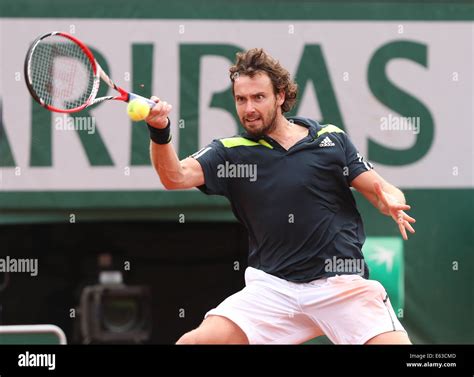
left=341, top=133, right=374, bottom=185
left=191, top=139, right=229, bottom=196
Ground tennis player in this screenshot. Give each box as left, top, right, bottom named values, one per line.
left=146, top=48, right=416, bottom=345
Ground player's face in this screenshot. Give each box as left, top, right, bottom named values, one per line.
left=234, top=72, right=284, bottom=138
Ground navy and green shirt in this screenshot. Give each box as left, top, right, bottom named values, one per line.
left=193, top=116, right=373, bottom=282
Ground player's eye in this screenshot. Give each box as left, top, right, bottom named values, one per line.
left=256, top=94, right=264, bottom=100
left=236, top=96, right=245, bottom=104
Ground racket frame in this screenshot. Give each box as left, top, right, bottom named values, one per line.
left=24, top=31, right=155, bottom=114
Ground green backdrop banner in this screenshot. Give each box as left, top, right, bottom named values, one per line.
left=0, top=0, right=472, bottom=344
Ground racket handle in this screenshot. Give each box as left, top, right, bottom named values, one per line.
left=128, top=93, right=157, bottom=108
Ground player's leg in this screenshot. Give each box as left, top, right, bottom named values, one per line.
left=176, top=315, right=249, bottom=344
left=301, top=274, right=410, bottom=344
left=177, top=267, right=322, bottom=344
left=365, top=330, right=411, bottom=344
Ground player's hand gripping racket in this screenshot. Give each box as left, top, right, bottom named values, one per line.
left=24, top=31, right=156, bottom=114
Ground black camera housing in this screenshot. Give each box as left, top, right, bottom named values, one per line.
left=79, top=284, right=152, bottom=344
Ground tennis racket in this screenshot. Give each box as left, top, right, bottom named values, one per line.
left=24, top=31, right=156, bottom=113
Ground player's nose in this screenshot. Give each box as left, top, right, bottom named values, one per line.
left=245, top=102, right=256, bottom=114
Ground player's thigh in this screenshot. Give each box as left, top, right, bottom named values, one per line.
left=365, top=330, right=411, bottom=345
left=301, top=275, right=408, bottom=344
left=176, top=315, right=249, bottom=344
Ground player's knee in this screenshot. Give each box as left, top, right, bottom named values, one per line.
left=366, top=330, right=411, bottom=345
left=176, top=319, right=249, bottom=344
left=176, top=330, right=199, bottom=345
left=176, top=327, right=220, bottom=344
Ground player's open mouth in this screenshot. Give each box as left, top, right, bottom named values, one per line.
left=246, top=118, right=261, bottom=122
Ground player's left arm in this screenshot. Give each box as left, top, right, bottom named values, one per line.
left=351, top=170, right=416, bottom=240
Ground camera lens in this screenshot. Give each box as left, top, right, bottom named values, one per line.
left=101, top=296, right=140, bottom=333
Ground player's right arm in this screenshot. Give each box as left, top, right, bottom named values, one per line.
left=146, top=97, right=204, bottom=190
left=150, top=143, right=204, bottom=190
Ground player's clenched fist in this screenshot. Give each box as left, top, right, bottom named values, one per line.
left=146, top=96, right=172, bottom=129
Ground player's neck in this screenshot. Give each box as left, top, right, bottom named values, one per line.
left=266, top=115, right=308, bottom=150
left=266, top=115, right=292, bottom=139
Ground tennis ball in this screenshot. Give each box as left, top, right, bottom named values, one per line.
left=127, top=99, right=151, bottom=122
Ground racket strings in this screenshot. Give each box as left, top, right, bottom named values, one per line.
left=29, top=35, right=95, bottom=110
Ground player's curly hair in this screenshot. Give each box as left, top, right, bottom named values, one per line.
left=229, top=48, right=298, bottom=113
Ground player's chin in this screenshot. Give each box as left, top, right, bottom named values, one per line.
left=243, top=123, right=264, bottom=137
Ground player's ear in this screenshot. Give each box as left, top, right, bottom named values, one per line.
left=276, top=90, right=285, bottom=107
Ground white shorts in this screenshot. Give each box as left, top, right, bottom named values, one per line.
left=205, top=267, right=407, bottom=344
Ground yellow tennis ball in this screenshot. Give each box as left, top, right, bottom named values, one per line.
left=127, top=99, right=150, bottom=122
